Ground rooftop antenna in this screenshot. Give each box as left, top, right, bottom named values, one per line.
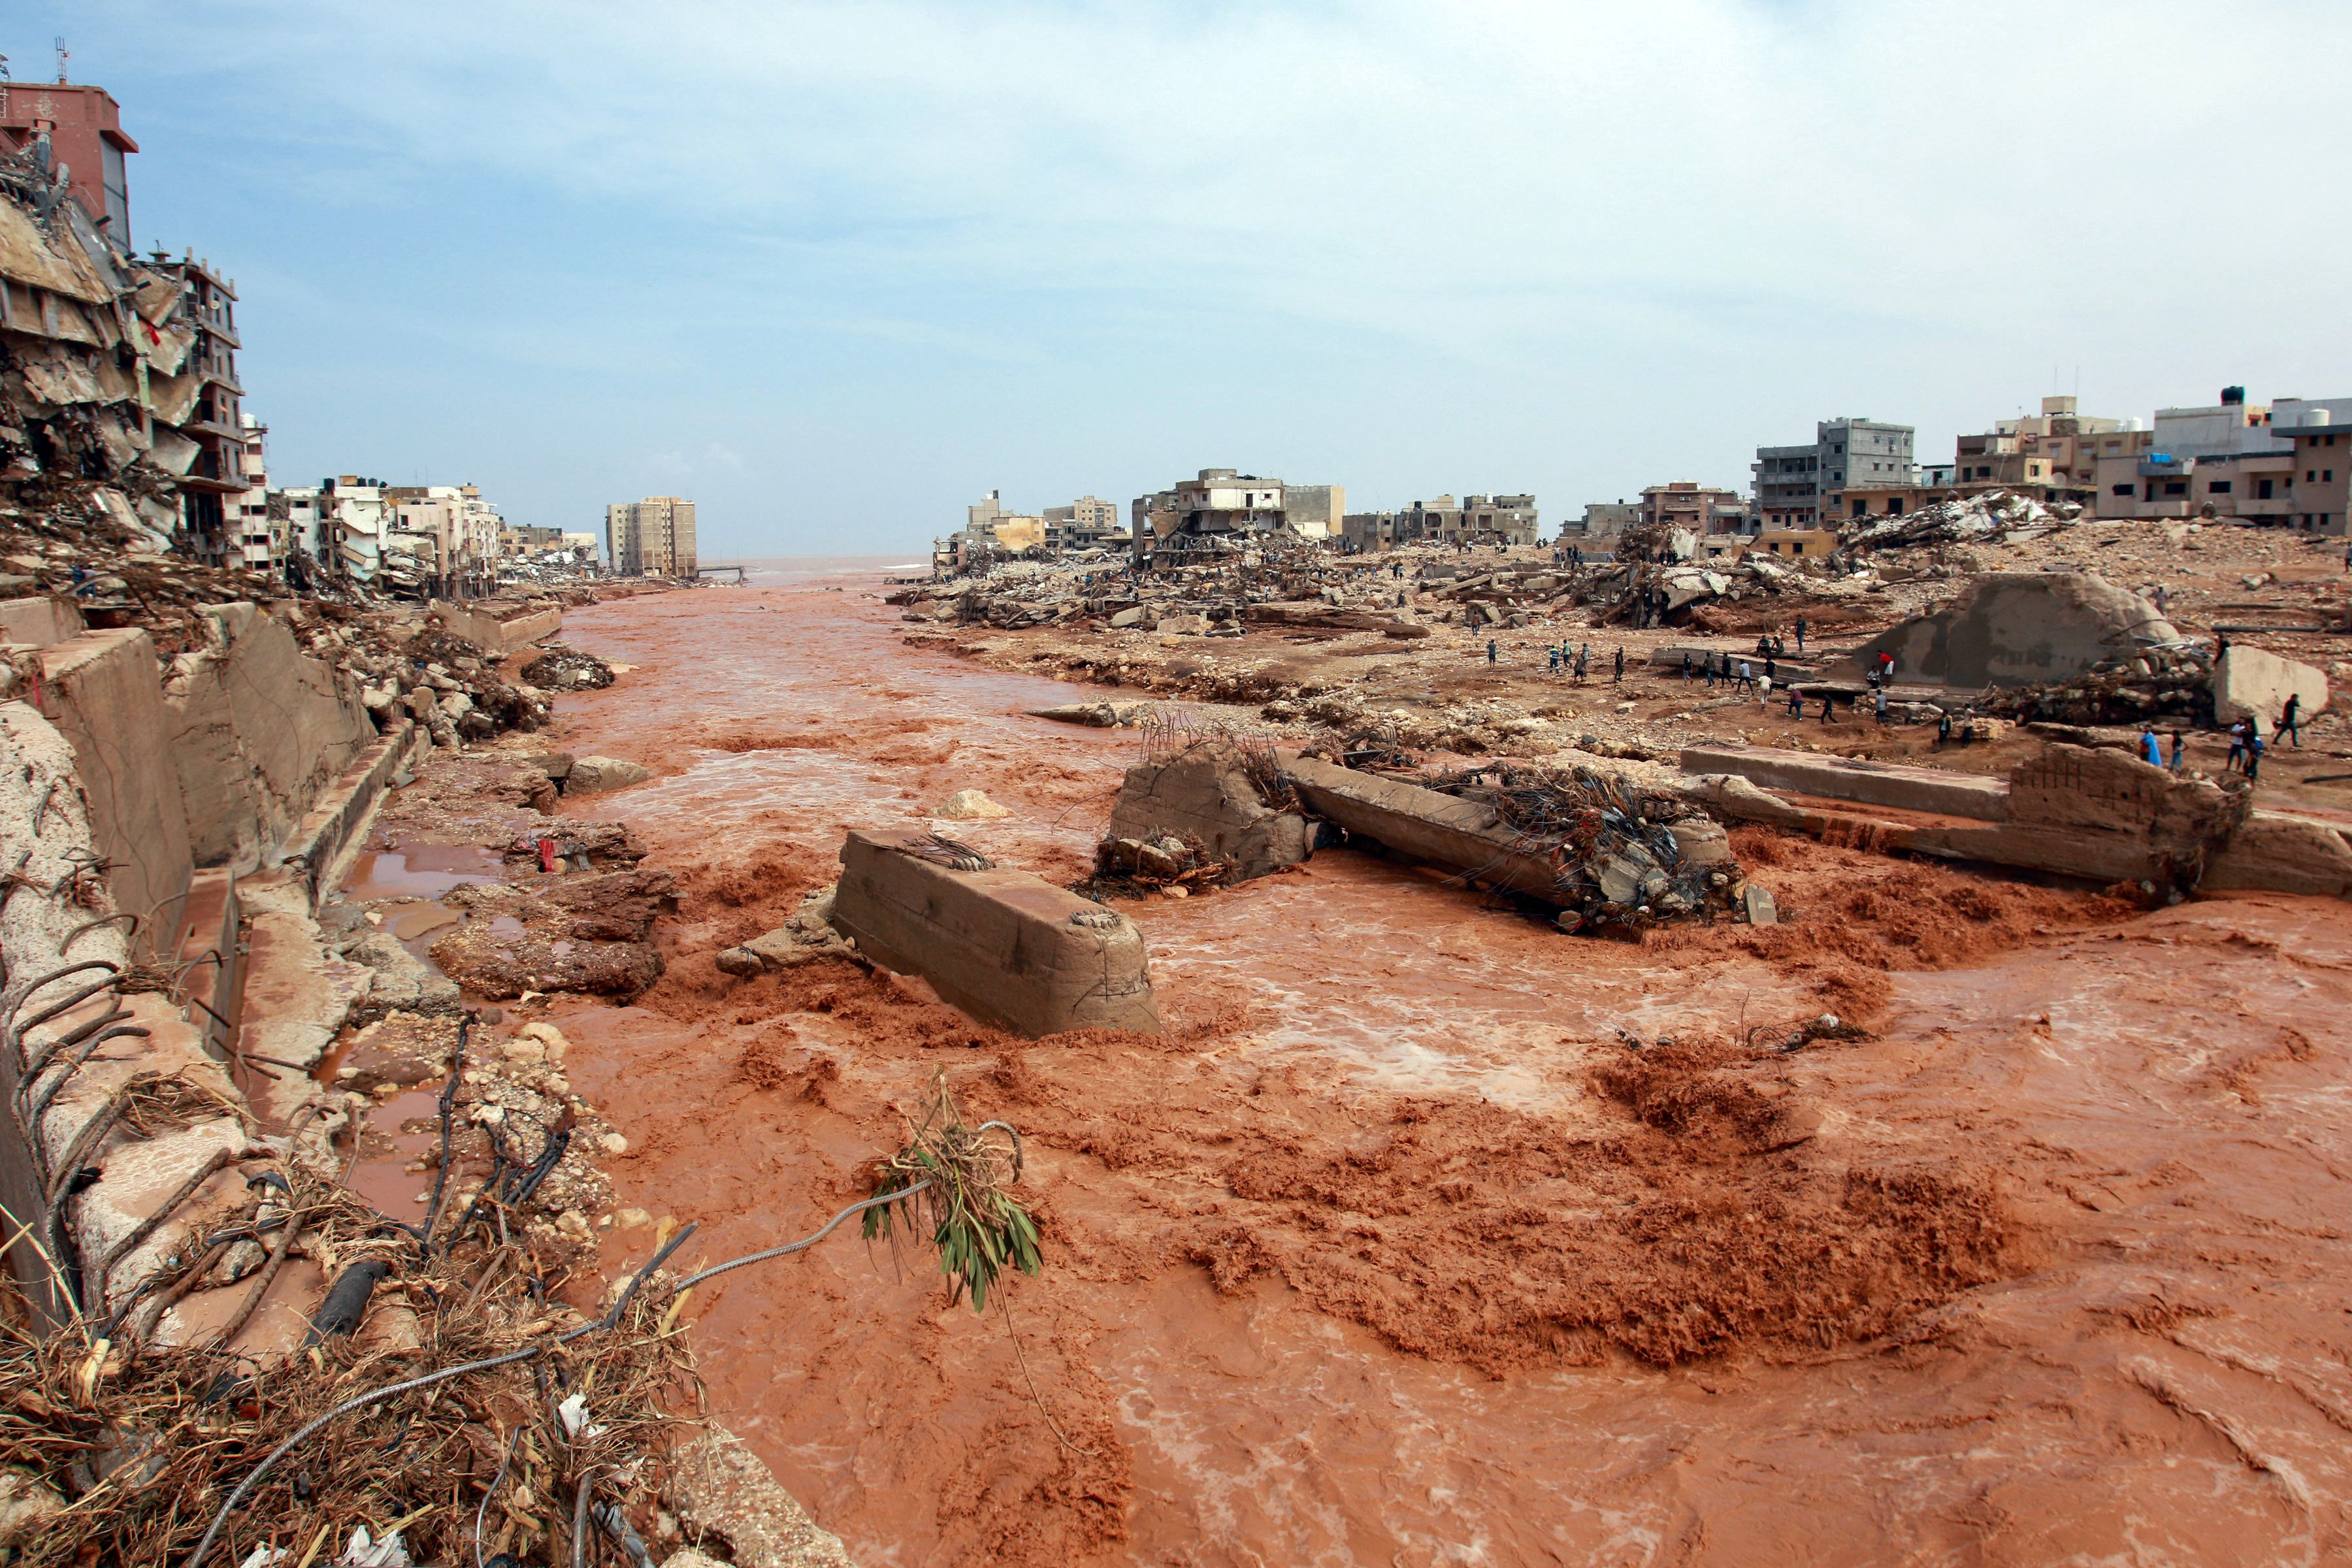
left=54, top=37, right=67, bottom=84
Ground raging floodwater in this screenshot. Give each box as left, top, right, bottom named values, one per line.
left=535, top=563, right=2352, bottom=1567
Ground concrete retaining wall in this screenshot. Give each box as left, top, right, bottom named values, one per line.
left=1281, top=756, right=1563, bottom=901
left=166, top=603, right=378, bottom=868
left=37, top=628, right=192, bottom=955
left=831, top=829, right=1163, bottom=1036
left=282, top=720, right=431, bottom=907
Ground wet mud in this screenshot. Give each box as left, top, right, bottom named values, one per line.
left=531, top=565, right=2352, bottom=1566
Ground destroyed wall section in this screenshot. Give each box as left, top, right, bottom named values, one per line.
left=1106, top=742, right=1312, bottom=881
left=1846, top=573, right=2175, bottom=689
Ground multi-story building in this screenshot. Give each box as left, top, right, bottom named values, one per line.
left=1638, top=482, right=1745, bottom=537
left=1755, top=418, right=1916, bottom=528
left=1132, top=469, right=1286, bottom=559
left=2089, top=389, right=2304, bottom=525
left=606, top=496, right=698, bottom=576
left=389, top=484, right=504, bottom=596
left=2273, top=402, right=2352, bottom=534
left=1281, top=484, right=1346, bottom=541
left=0, top=78, right=137, bottom=245
left=231, top=415, right=274, bottom=571
left=150, top=253, right=246, bottom=562
left=1041, top=495, right=1122, bottom=551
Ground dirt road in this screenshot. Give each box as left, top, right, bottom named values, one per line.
left=534, top=564, right=2352, bottom=1567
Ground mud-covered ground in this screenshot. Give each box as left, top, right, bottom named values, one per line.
left=501, top=564, right=2352, bottom=1567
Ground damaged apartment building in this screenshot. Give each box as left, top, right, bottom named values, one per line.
left=1132, top=468, right=1347, bottom=563
left=0, top=77, right=255, bottom=558
left=1341, top=492, right=1539, bottom=551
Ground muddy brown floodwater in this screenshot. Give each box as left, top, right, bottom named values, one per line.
left=532, top=563, right=2352, bottom=1567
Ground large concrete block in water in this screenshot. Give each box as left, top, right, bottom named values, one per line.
left=1844, top=574, right=2174, bottom=689
left=831, top=829, right=1162, bottom=1037
left=1107, top=740, right=1312, bottom=881
left=37, top=628, right=192, bottom=954
left=434, top=598, right=562, bottom=657
left=2213, top=644, right=2328, bottom=729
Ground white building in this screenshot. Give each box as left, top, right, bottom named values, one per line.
left=231, top=415, right=276, bottom=571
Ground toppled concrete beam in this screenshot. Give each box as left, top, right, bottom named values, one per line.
left=2204, top=809, right=2352, bottom=898
left=1109, top=741, right=1311, bottom=881
left=1678, top=744, right=2009, bottom=822
left=1281, top=756, right=1562, bottom=901
left=830, top=830, right=1162, bottom=1036
left=1845, top=573, right=2176, bottom=689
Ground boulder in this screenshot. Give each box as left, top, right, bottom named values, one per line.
left=1108, top=606, right=1151, bottom=629
left=2213, top=644, right=2328, bottom=729
left=1743, top=884, right=1779, bottom=925
left=566, top=756, right=653, bottom=792
left=1156, top=613, right=1212, bottom=636
left=935, top=788, right=1012, bottom=819
left=1105, top=741, right=1313, bottom=882
left=1844, top=574, right=2175, bottom=689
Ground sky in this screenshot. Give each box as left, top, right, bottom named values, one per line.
left=11, top=1, right=2350, bottom=557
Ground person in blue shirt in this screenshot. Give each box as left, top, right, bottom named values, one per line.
left=2170, top=729, right=2187, bottom=772
left=2139, top=728, right=2162, bottom=767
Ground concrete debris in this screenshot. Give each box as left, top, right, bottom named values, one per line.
left=1102, top=738, right=1313, bottom=885
left=519, top=641, right=617, bottom=692
left=428, top=865, right=676, bottom=999
left=934, top=788, right=1013, bottom=819
left=1841, top=489, right=2076, bottom=551
left=566, top=755, right=655, bottom=792
left=2212, top=643, right=2328, bottom=728
left=717, top=885, right=858, bottom=976
left=830, top=827, right=1163, bottom=1036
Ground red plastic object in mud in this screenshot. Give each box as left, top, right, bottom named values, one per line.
left=537, top=836, right=557, bottom=874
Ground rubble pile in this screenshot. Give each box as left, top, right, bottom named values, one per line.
left=1424, top=762, right=1748, bottom=932
left=1976, top=661, right=2217, bottom=728
left=1842, top=489, right=2080, bottom=552
left=520, top=640, right=617, bottom=692
left=1084, top=829, right=1232, bottom=898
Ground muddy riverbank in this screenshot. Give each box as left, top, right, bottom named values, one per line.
left=475, top=564, right=2352, bottom=1566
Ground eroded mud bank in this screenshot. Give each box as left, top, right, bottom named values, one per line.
left=526, top=566, right=2352, bottom=1567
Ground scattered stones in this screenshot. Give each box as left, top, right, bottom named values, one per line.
left=566, top=755, right=655, bottom=792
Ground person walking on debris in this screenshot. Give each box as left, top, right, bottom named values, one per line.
left=1874, top=685, right=1889, bottom=725
left=2226, top=719, right=2249, bottom=772
left=1575, top=645, right=1590, bottom=682
left=2170, top=728, right=2187, bottom=772
left=1788, top=684, right=1805, bottom=719
left=1795, top=616, right=1808, bottom=652
left=1681, top=651, right=1693, bottom=681
left=1937, top=711, right=1954, bottom=745
left=1757, top=668, right=1772, bottom=708
left=2139, top=727, right=2163, bottom=767
left=1487, top=638, right=1498, bottom=666
left=2281, top=692, right=2303, bottom=747
left=1704, top=654, right=1716, bottom=689
left=2246, top=727, right=2266, bottom=783
left=1735, top=659, right=1754, bottom=695
left=1612, top=647, right=1624, bottom=683
left=1820, top=693, right=1836, bottom=724
left=1548, top=646, right=1561, bottom=675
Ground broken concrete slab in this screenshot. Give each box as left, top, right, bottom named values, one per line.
left=0, top=595, right=83, bottom=648
left=566, top=755, right=654, bottom=793
left=2213, top=644, right=2328, bottom=729
left=1743, top=884, right=1779, bottom=925
left=830, top=829, right=1162, bottom=1036
left=718, top=887, right=857, bottom=976
left=1844, top=573, right=2176, bottom=689
left=1107, top=741, right=1312, bottom=882
left=433, top=598, right=561, bottom=657
left=2202, top=809, right=2352, bottom=898
left=1107, top=606, right=1151, bottom=629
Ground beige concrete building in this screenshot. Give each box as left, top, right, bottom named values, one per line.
left=606, top=496, right=698, bottom=576
left=1639, top=482, right=1744, bottom=536
left=2273, top=401, right=2352, bottom=534
left=1042, top=495, right=1123, bottom=551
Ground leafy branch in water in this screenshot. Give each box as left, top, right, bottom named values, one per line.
left=863, top=1071, right=1039, bottom=1313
